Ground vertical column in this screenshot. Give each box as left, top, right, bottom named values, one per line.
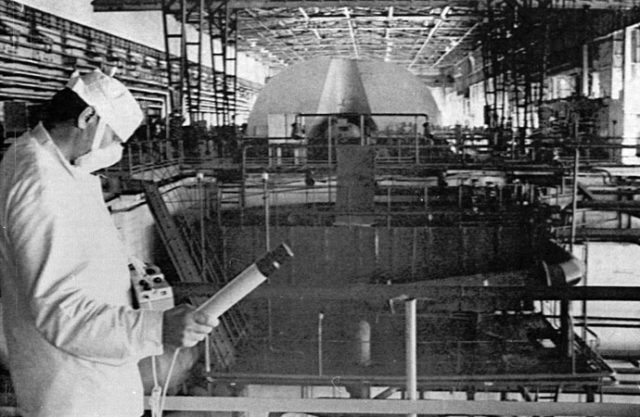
left=262, top=171, right=270, bottom=251
left=318, top=312, right=324, bottom=376
left=405, top=299, right=417, bottom=417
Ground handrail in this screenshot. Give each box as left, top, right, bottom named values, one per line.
left=90, top=134, right=640, bottom=185
left=154, top=396, right=638, bottom=415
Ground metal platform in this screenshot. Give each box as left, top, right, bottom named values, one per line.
left=211, top=311, right=614, bottom=393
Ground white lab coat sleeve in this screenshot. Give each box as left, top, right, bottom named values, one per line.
left=7, top=177, right=164, bottom=366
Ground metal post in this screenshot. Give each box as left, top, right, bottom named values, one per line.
left=570, top=118, right=580, bottom=253
left=582, top=43, right=589, bottom=97
left=423, top=186, right=429, bottom=212
left=197, top=172, right=205, bottom=280
left=405, top=299, right=417, bottom=417
left=274, top=183, right=279, bottom=230
left=328, top=116, right=333, bottom=204
left=582, top=243, right=589, bottom=342
left=510, top=125, right=516, bottom=159
left=262, top=171, right=270, bottom=251
left=216, top=185, right=222, bottom=230
left=240, top=146, right=247, bottom=214
left=411, top=228, right=417, bottom=278
left=318, top=312, right=324, bottom=376
left=127, top=145, right=133, bottom=176
left=347, top=185, right=351, bottom=226
left=560, top=298, right=575, bottom=365
left=530, top=184, right=536, bottom=204
left=414, top=115, right=419, bottom=164
left=387, top=186, right=392, bottom=229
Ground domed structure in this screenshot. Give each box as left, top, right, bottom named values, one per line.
left=246, top=57, right=441, bottom=137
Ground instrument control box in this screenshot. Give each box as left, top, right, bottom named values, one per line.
left=130, top=264, right=174, bottom=311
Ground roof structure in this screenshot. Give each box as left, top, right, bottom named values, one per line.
left=233, top=4, right=480, bottom=79
left=92, top=0, right=640, bottom=84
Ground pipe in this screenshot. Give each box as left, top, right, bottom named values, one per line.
left=195, top=243, right=293, bottom=320
left=570, top=118, right=580, bottom=253
left=582, top=244, right=589, bottom=341
left=582, top=43, right=589, bottom=97
left=328, top=117, right=333, bottom=203
left=560, top=298, right=574, bottom=360
left=262, top=171, right=270, bottom=251
left=357, top=320, right=371, bottom=366
left=318, top=312, right=324, bottom=376
left=405, top=299, right=417, bottom=417
left=414, top=115, right=419, bottom=164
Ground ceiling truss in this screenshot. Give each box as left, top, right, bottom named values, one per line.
left=92, top=0, right=640, bottom=83
left=234, top=5, right=480, bottom=78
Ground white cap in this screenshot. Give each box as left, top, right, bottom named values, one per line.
left=66, top=69, right=143, bottom=142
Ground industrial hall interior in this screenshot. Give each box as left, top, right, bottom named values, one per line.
left=6, top=0, right=640, bottom=415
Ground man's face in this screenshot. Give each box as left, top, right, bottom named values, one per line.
left=94, top=122, right=121, bottom=150
left=76, top=114, right=121, bottom=159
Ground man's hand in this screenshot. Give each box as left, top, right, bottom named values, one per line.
left=162, top=304, right=219, bottom=348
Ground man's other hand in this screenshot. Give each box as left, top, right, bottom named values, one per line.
left=162, top=304, right=218, bottom=348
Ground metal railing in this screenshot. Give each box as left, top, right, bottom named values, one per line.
left=104, top=138, right=234, bottom=178
left=155, top=395, right=640, bottom=415
left=94, top=133, right=638, bottom=179
left=214, top=180, right=539, bottom=228
left=240, top=138, right=634, bottom=171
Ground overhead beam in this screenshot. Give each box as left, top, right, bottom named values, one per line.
left=343, top=7, right=359, bottom=58
left=384, top=6, right=394, bottom=61
left=408, top=6, right=449, bottom=69
left=93, top=0, right=640, bottom=12
left=299, top=7, right=322, bottom=40
left=431, top=22, right=479, bottom=68
left=244, top=8, right=304, bottom=63
left=93, top=1, right=482, bottom=11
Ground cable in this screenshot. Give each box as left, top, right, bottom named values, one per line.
left=158, top=347, right=181, bottom=416
left=149, top=359, right=162, bottom=417
left=146, top=299, right=163, bottom=417
left=145, top=244, right=293, bottom=416
left=145, top=304, right=181, bottom=417
left=151, top=355, right=158, bottom=388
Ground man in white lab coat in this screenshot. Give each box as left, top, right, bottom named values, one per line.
left=0, top=70, right=216, bottom=417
